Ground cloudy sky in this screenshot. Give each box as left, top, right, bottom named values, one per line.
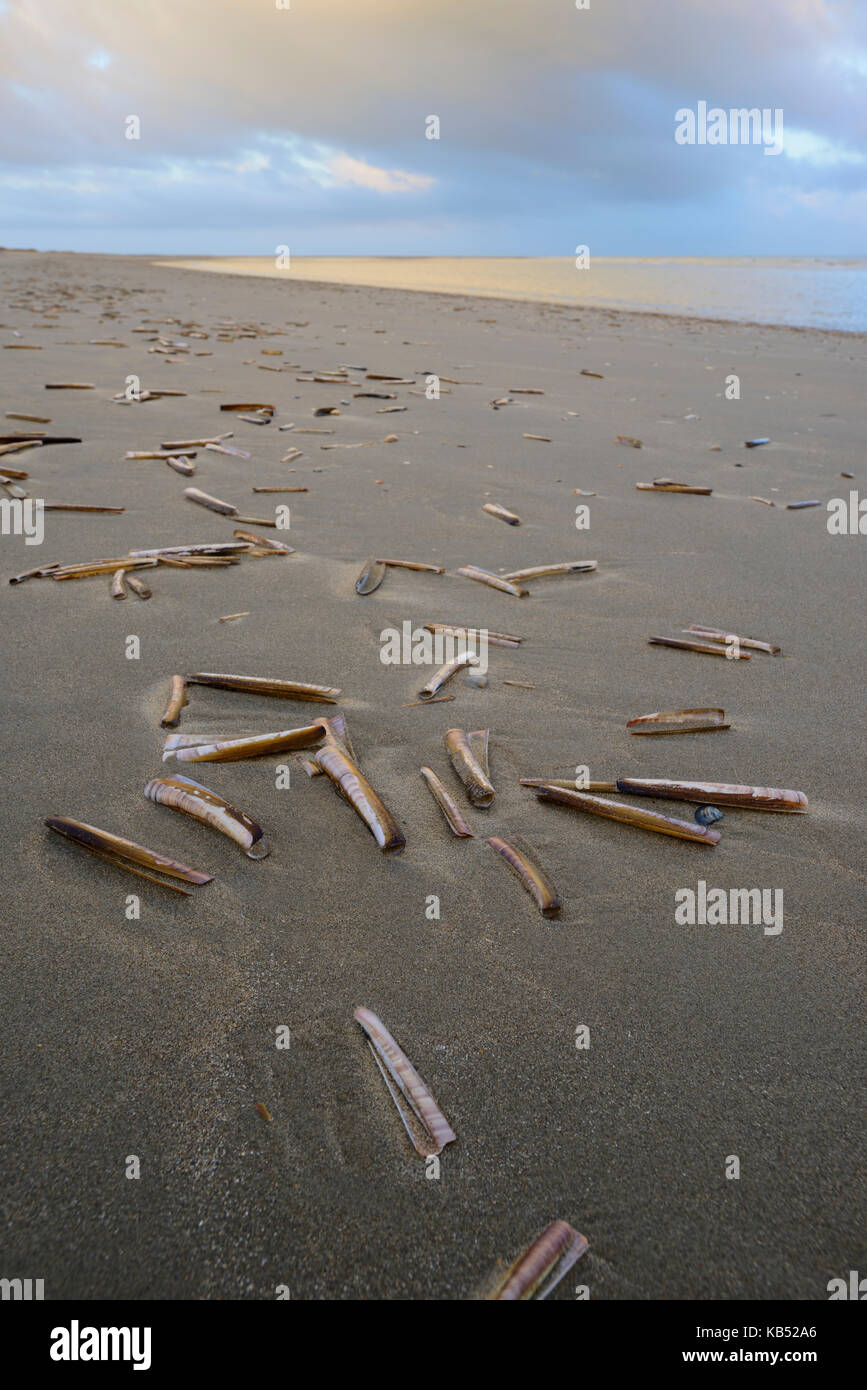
left=1, top=0, right=865, bottom=255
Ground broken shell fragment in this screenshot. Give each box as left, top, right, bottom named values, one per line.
left=615, top=778, right=807, bottom=812
left=482, top=502, right=521, bottom=525
left=420, top=766, right=474, bottom=837
left=533, top=783, right=721, bottom=845
left=626, top=708, right=729, bottom=735
left=695, top=805, right=723, bottom=826
left=160, top=676, right=188, bottom=728
left=445, top=728, right=494, bottom=807
left=356, top=557, right=387, bottom=595
left=425, top=623, right=521, bottom=648
left=684, top=624, right=780, bottom=655
left=44, top=816, right=213, bottom=892
left=501, top=561, right=596, bottom=583
left=9, top=563, right=61, bottom=585
left=185, top=673, right=340, bottom=702
left=648, top=636, right=750, bottom=659
left=130, top=543, right=251, bottom=558
left=166, top=455, right=195, bottom=476
left=161, top=435, right=233, bottom=449
left=232, top=529, right=293, bottom=553
left=419, top=652, right=478, bottom=699
left=489, top=1221, right=589, bottom=1301
left=126, top=574, right=152, bottom=600
left=487, top=835, right=561, bottom=918
left=354, top=1006, right=456, bottom=1157
left=456, top=566, right=527, bottom=598
left=109, top=568, right=127, bottom=600
left=636, top=481, right=712, bottom=495
left=376, top=559, right=444, bottom=574
left=144, top=774, right=270, bottom=858
left=183, top=487, right=238, bottom=516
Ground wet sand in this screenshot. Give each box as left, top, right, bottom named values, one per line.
left=1, top=250, right=864, bottom=1300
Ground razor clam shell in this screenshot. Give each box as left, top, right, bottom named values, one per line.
left=314, top=745, right=406, bottom=852
left=490, top=1221, right=589, bottom=1301
left=520, top=777, right=618, bottom=792
left=376, top=559, right=444, bottom=573
left=166, top=455, right=195, bottom=476
left=648, top=636, right=750, bottom=659
left=636, top=482, right=712, bottom=494
left=487, top=835, right=561, bottom=917
left=684, top=624, right=781, bottom=655
left=44, top=816, right=213, bottom=885
left=315, top=712, right=357, bottom=761
left=420, top=766, right=474, bottom=837
left=0, top=480, right=29, bottom=499
left=130, top=543, right=251, bottom=557
left=501, top=560, right=597, bottom=582
left=419, top=652, right=478, bottom=699
left=354, top=1007, right=456, bottom=1157
left=185, top=673, right=340, bottom=702
left=173, top=724, right=325, bottom=763
left=52, top=558, right=158, bottom=581
left=456, top=566, right=527, bottom=598
left=533, top=784, right=721, bottom=844
left=298, top=714, right=357, bottom=775
left=110, top=568, right=127, bottom=599
left=183, top=487, right=238, bottom=515
left=232, top=528, right=293, bottom=553
left=162, top=732, right=214, bottom=758
left=445, top=728, right=494, bottom=806
left=160, top=556, right=237, bottom=568
left=615, top=778, right=808, bottom=812
left=626, top=708, right=729, bottom=734
left=126, top=574, right=152, bottom=600
left=482, top=502, right=521, bottom=525
left=160, top=676, right=188, bottom=728
left=356, top=557, right=387, bottom=594
left=161, top=435, right=233, bottom=449
left=425, top=623, right=521, bottom=648
left=144, top=775, right=269, bottom=858
left=9, top=563, right=61, bottom=585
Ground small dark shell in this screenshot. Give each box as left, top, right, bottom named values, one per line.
left=695, top=805, right=723, bottom=826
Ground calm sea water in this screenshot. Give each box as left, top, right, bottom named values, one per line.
left=166, top=256, right=867, bottom=333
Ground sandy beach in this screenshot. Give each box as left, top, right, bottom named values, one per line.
left=1, top=249, right=863, bottom=1300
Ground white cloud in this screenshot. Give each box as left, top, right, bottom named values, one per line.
left=784, top=128, right=864, bottom=167
left=326, top=154, right=433, bottom=194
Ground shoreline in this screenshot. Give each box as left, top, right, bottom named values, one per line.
left=4, top=248, right=863, bottom=338
left=158, top=256, right=867, bottom=339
